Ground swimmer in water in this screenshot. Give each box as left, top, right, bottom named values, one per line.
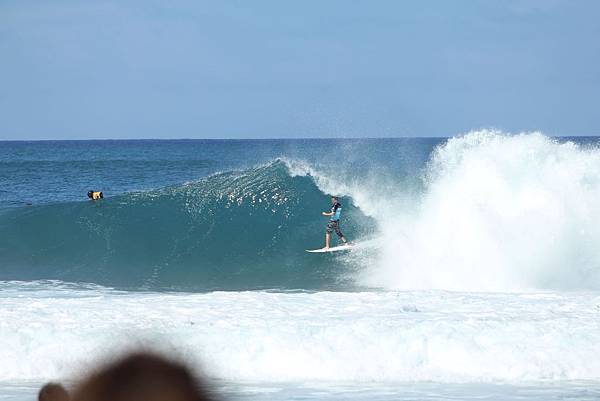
left=87, top=191, right=103, bottom=201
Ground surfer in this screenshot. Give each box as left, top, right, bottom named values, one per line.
left=321, top=196, right=348, bottom=249
left=87, top=191, right=103, bottom=201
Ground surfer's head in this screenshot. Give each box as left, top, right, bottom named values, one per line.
left=38, top=382, right=69, bottom=401
left=331, top=196, right=338, bottom=204
left=70, top=351, right=213, bottom=401
left=87, top=191, right=103, bottom=201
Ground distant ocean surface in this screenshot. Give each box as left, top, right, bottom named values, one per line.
left=1, top=132, right=600, bottom=400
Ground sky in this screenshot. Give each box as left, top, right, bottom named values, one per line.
left=1, top=0, right=599, bottom=140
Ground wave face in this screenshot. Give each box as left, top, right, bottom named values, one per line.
left=359, top=131, right=600, bottom=291
left=0, top=161, right=374, bottom=291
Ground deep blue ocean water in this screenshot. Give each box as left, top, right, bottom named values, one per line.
left=0, top=138, right=441, bottom=208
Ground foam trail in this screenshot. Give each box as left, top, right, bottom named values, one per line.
left=1, top=282, right=599, bottom=383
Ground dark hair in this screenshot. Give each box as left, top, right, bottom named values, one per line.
left=71, top=352, right=213, bottom=401
left=39, top=382, right=69, bottom=401
left=331, top=195, right=338, bottom=200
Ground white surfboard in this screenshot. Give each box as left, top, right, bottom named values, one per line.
left=306, top=244, right=353, bottom=253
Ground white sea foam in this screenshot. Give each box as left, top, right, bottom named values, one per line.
left=285, top=131, right=600, bottom=291
left=1, top=282, right=599, bottom=384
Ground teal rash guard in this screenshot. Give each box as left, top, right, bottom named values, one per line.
left=330, top=202, right=342, bottom=221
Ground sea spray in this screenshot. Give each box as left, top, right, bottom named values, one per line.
left=360, top=131, right=600, bottom=291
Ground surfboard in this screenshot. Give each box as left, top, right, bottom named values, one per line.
left=306, top=244, right=353, bottom=253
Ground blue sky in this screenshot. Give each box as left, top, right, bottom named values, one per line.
left=1, top=0, right=599, bottom=139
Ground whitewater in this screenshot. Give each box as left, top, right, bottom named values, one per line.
left=1, top=131, right=600, bottom=400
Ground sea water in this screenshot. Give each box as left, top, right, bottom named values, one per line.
left=1, top=132, right=600, bottom=400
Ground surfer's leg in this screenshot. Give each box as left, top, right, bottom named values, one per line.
left=334, top=223, right=347, bottom=243
left=325, top=222, right=334, bottom=249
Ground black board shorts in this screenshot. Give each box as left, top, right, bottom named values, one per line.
left=326, top=220, right=344, bottom=237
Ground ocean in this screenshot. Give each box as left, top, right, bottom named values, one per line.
left=1, top=131, right=600, bottom=400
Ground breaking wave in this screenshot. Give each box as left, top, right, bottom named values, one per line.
left=0, top=160, right=373, bottom=291
left=2, top=131, right=600, bottom=292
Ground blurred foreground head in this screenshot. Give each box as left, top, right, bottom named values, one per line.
left=71, top=352, right=214, bottom=401
left=39, top=382, right=69, bottom=401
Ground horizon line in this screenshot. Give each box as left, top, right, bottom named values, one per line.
left=0, top=136, right=450, bottom=142
left=2, top=134, right=599, bottom=142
